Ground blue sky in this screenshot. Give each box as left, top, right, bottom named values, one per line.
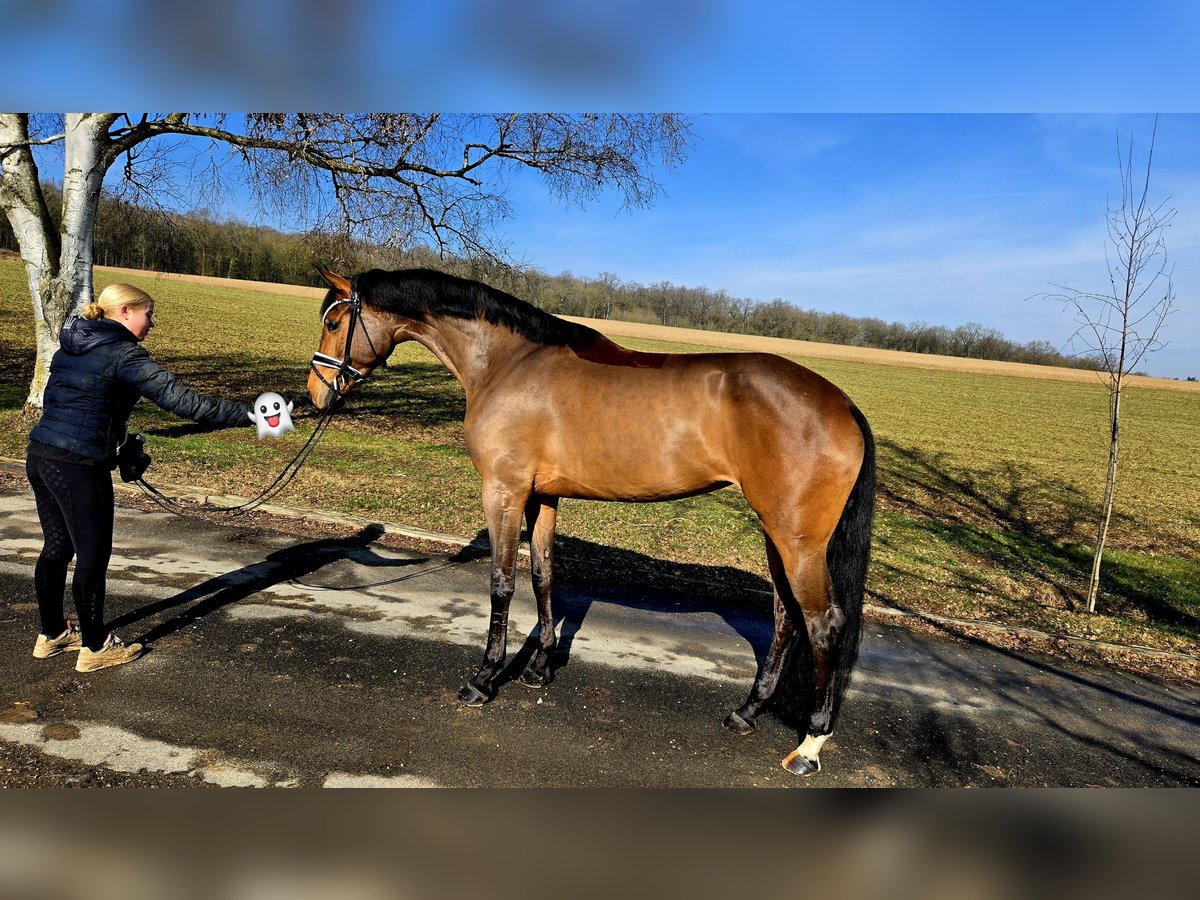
left=488, top=114, right=1198, bottom=379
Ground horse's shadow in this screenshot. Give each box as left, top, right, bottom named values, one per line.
left=111, top=523, right=429, bottom=644
left=448, top=529, right=777, bottom=693
left=112, top=518, right=775, bottom=696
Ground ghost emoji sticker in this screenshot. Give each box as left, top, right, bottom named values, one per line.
left=250, top=392, right=296, bottom=439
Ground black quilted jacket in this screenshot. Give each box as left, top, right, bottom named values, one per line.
left=28, top=315, right=251, bottom=467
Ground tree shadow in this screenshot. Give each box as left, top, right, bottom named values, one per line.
left=876, top=437, right=1200, bottom=637
left=870, top=585, right=1200, bottom=784
left=110, top=523, right=430, bottom=644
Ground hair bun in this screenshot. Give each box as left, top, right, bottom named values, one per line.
left=82, top=302, right=106, bottom=320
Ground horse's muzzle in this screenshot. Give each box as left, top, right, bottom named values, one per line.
left=306, top=369, right=340, bottom=412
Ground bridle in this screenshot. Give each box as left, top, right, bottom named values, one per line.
left=310, top=276, right=384, bottom=398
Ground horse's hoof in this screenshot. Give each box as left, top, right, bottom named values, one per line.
left=723, top=710, right=756, bottom=736
left=781, top=749, right=821, bottom=777
left=458, top=682, right=490, bottom=706
left=518, top=669, right=551, bottom=688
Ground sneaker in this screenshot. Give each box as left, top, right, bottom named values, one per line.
left=75, top=633, right=144, bottom=673
left=33, top=621, right=83, bottom=659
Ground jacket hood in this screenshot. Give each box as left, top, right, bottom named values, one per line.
left=59, top=315, right=137, bottom=355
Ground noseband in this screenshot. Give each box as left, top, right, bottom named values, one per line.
left=310, top=278, right=382, bottom=398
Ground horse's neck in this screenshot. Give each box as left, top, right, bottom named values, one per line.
left=409, top=315, right=531, bottom=398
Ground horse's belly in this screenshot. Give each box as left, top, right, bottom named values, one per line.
left=535, top=429, right=732, bottom=501
left=535, top=471, right=731, bottom=502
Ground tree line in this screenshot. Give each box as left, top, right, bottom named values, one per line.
left=1, top=183, right=1101, bottom=371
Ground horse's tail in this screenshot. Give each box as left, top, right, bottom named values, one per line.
left=772, top=401, right=875, bottom=731
left=823, top=403, right=875, bottom=726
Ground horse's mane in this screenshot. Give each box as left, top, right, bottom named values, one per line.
left=337, top=268, right=606, bottom=351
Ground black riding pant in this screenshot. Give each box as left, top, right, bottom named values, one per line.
left=26, top=454, right=114, bottom=651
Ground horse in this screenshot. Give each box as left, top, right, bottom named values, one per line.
left=307, top=267, right=875, bottom=776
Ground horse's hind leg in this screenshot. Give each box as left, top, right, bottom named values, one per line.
left=724, top=535, right=795, bottom=735
left=779, top=551, right=847, bottom=777
left=729, top=519, right=848, bottom=776
left=519, top=495, right=559, bottom=688
left=458, top=483, right=528, bottom=706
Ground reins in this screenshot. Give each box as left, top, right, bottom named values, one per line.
left=132, top=398, right=342, bottom=517
left=134, top=278, right=379, bottom=519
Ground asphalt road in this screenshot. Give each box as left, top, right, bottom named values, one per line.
left=1, top=484, right=1197, bottom=787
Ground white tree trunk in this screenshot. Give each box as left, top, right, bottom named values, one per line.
left=1087, top=378, right=1121, bottom=613
left=0, top=114, right=116, bottom=410
left=0, top=114, right=59, bottom=413
left=57, top=114, right=115, bottom=320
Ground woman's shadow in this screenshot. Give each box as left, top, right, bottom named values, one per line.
left=111, top=523, right=429, bottom=645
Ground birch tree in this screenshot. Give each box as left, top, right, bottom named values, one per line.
left=1039, top=123, right=1176, bottom=613
left=0, top=112, right=692, bottom=411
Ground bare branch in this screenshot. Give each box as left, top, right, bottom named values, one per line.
left=81, top=113, right=690, bottom=260
left=0, top=132, right=66, bottom=150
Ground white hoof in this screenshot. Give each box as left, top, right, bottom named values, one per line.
left=781, top=733, right=828, bottom=777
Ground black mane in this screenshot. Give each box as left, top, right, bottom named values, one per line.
left=333, top=268, right=604, bottom=350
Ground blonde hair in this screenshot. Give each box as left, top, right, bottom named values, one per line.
left=82, top=283, right=154, bottom=320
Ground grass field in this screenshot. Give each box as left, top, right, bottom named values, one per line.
left=2, top=258, right=1198, bottom=671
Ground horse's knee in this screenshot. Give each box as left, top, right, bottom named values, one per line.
left=491, top=567, right=516, bottom=599
left=531, top=557, right=552, bottom=589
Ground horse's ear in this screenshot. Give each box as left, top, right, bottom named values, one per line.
left=313, top=265, right=352, bottom=295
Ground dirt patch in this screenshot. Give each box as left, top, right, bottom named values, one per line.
left=0, top=702, right=39, bottom=723
left=42, top=723, right=81, bottom=741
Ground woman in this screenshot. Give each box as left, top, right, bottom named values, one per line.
left=26, top=282, right=253, bottom=672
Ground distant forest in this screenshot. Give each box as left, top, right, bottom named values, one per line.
left=1, top=185, right=1102, bottom=371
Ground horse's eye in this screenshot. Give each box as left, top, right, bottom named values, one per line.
left=327, top=320, right=340, bottom=332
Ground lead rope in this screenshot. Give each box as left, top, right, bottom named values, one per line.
left=134, top=277, right=375, bottom=519
left=132, top=397, right=343, bottom=518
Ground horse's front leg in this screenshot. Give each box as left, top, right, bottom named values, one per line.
left=458, top=484, right=527, bottom=706
left=519, top=494, right=559, bottom=688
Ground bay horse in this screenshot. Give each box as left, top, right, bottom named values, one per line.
left=307, top=267, right=875, bottom=776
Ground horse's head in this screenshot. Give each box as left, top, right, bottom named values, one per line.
left=308, top=267, right=395, bottom=411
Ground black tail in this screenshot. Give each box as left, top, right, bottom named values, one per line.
left=823, top=403, right=875, bottom=726
left=771, top=402, right=875, bottom=732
